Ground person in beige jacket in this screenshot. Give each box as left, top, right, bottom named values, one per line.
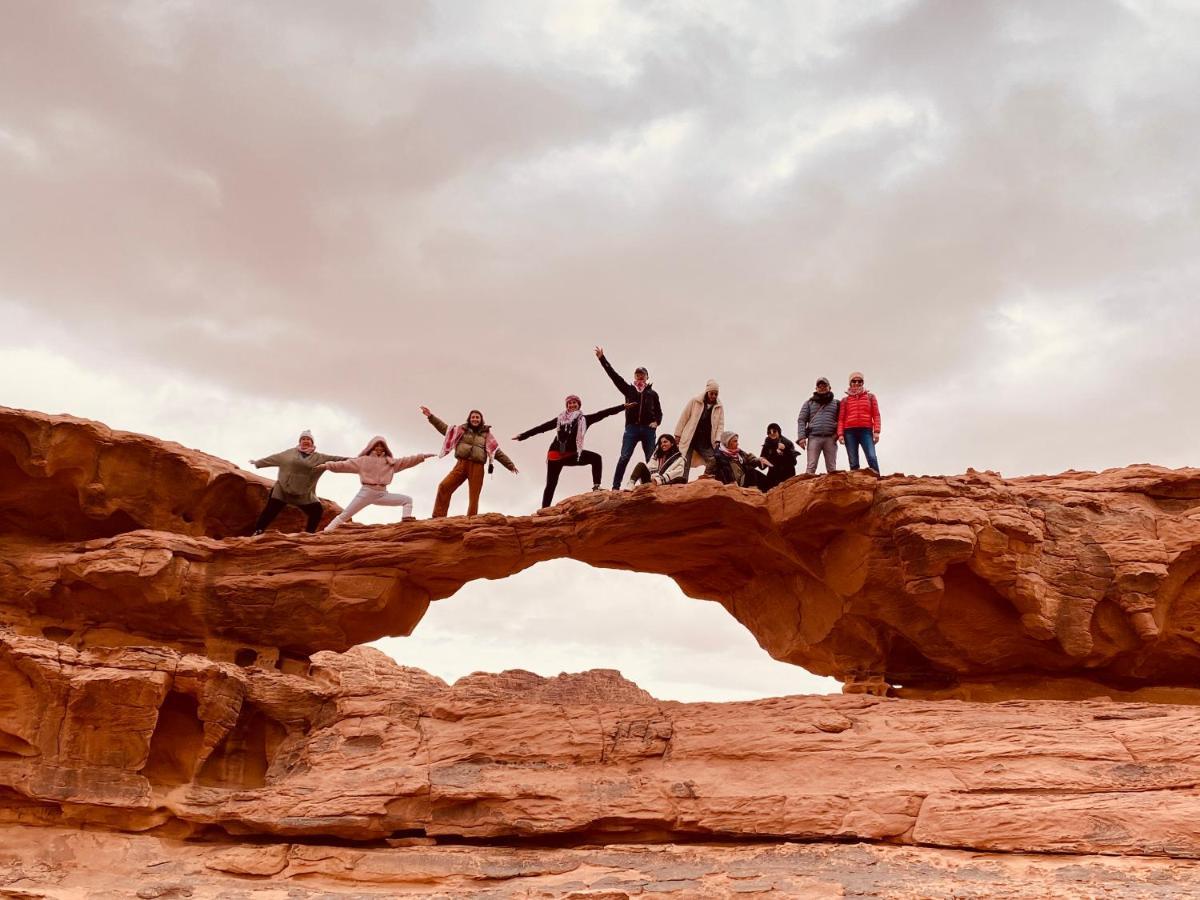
left=673, top=379, right=724, bottom=482
left=316, top=436, right=433, bottom=531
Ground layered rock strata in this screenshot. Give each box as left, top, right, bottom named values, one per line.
left=4, top=630, right=1200, bottom=861
left=5, top=823, right=1199, bottom=898
left=0, top=405, right=339, bottom=540
left=4, top=406, right=1200, bottom=696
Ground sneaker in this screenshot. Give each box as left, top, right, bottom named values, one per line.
left=591, top=484, right=605, bottom=491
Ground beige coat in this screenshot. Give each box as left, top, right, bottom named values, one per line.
left=674, top=394, right=725, bottom=466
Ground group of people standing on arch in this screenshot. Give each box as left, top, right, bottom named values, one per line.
left=245, top=348, right=883, bottom=535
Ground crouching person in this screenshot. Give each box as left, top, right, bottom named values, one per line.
left=711, top=432, right=770, bottom=490
left=317, top=436, right=434, bottom=530
left=628, top=434, right=686, bottom=487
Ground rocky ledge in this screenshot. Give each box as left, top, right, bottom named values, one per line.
left=4, top=405, right=1200, bottom=698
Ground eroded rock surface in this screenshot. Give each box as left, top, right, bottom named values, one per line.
left=5, top=406, right=1200, bottom=696
left=0, top=405, right=339, bottom=540
left=4, top=630, right=1200, bottom=860
left=5, top=824, right=1199, bottom=899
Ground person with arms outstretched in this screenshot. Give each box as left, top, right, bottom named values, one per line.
left=247, top=430, right=347, bottom=534
left=317, top=436, right=434, bottom=530
left=421, top=406, right=518, bottom=517
left=514, top=395, right=626, bottom=508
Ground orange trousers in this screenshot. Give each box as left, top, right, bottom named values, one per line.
left=432, top=458, right=485, bottom=517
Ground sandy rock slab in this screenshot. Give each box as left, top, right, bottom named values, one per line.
left=2, top=825, right=1199, bottom=899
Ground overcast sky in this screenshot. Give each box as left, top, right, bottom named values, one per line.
left=3, top=0, right=1198, bottom=700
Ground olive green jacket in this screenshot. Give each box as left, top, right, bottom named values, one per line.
left=427, top=414, right=516, bottom=472
left=252, top=448, right=347, bottom=505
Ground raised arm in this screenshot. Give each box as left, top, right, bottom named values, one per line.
left=596, top=348, right=630, bottom=394
left=420, top=407, right=450, bottom=436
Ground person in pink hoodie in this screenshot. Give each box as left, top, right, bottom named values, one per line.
left=316, top=436, right=434, bottom=531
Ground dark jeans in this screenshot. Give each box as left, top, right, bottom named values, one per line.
left=681, top=442, right=715, bottom=483
left=543, top=451, right=603, bottom=507
left=612, top=424, right=657, bottom=488
left=843, top=428, right=879, bottom=473
left=253, top=497, right=324, bottom=534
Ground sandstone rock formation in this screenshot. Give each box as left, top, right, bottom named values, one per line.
left=7, top=822, right=1200, bottom=898
left=0, top=405, right=340, bottom=540
left=4, top=405, right=1200, bottom=698
left=7, top=404, right=1200, bottom=896
left=6, top=629, right=1200, bottom=858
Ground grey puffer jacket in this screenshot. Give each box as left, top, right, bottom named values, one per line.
left=797, top=395, right=840, bottom=439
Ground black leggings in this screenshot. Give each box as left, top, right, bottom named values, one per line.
left=543, top=451, right=603, bottom=508
left=253, top=497, right=324, bottom=534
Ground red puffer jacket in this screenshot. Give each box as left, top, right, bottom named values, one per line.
left=837, top=391, right=881, bottom=436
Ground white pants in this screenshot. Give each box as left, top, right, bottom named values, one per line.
left=324, top=487, right=413, bottom=531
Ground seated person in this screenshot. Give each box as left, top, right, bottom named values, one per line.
left=710, top=432, right=770, bottom=490
left=628, top=434, right=686, bottom=486
left=760, top=422, right=798, bottom=490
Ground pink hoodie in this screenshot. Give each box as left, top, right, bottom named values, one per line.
left=322, top=435, right=428, bottom=487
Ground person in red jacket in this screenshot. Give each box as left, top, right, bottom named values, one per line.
left=837, top=371, right=881, bottom=473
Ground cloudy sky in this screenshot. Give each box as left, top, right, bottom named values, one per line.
left=3, top=0, right=1198, bottom=700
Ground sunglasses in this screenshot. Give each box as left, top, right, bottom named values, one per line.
left=850, top=379, right=864, bottom=384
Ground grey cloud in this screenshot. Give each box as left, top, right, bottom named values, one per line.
left=2, top=0, right=1199, bottom=503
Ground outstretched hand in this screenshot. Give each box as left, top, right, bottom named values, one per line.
left=594, top=346, right=604, bottom=358
left=419, top=405, right=431, bottom=417
left=247, top=459, right=257, bottom=467
left=624, top=401, right=636, bottom=408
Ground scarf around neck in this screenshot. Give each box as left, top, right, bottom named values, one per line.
left=556, top=409, right=587, bottom=454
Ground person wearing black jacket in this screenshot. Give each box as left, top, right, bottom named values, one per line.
left=760, top=423, right=798, bottom=491
left=514, top=394, right=627, bottom=508
left=594, top=346, right=663, bottom=489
